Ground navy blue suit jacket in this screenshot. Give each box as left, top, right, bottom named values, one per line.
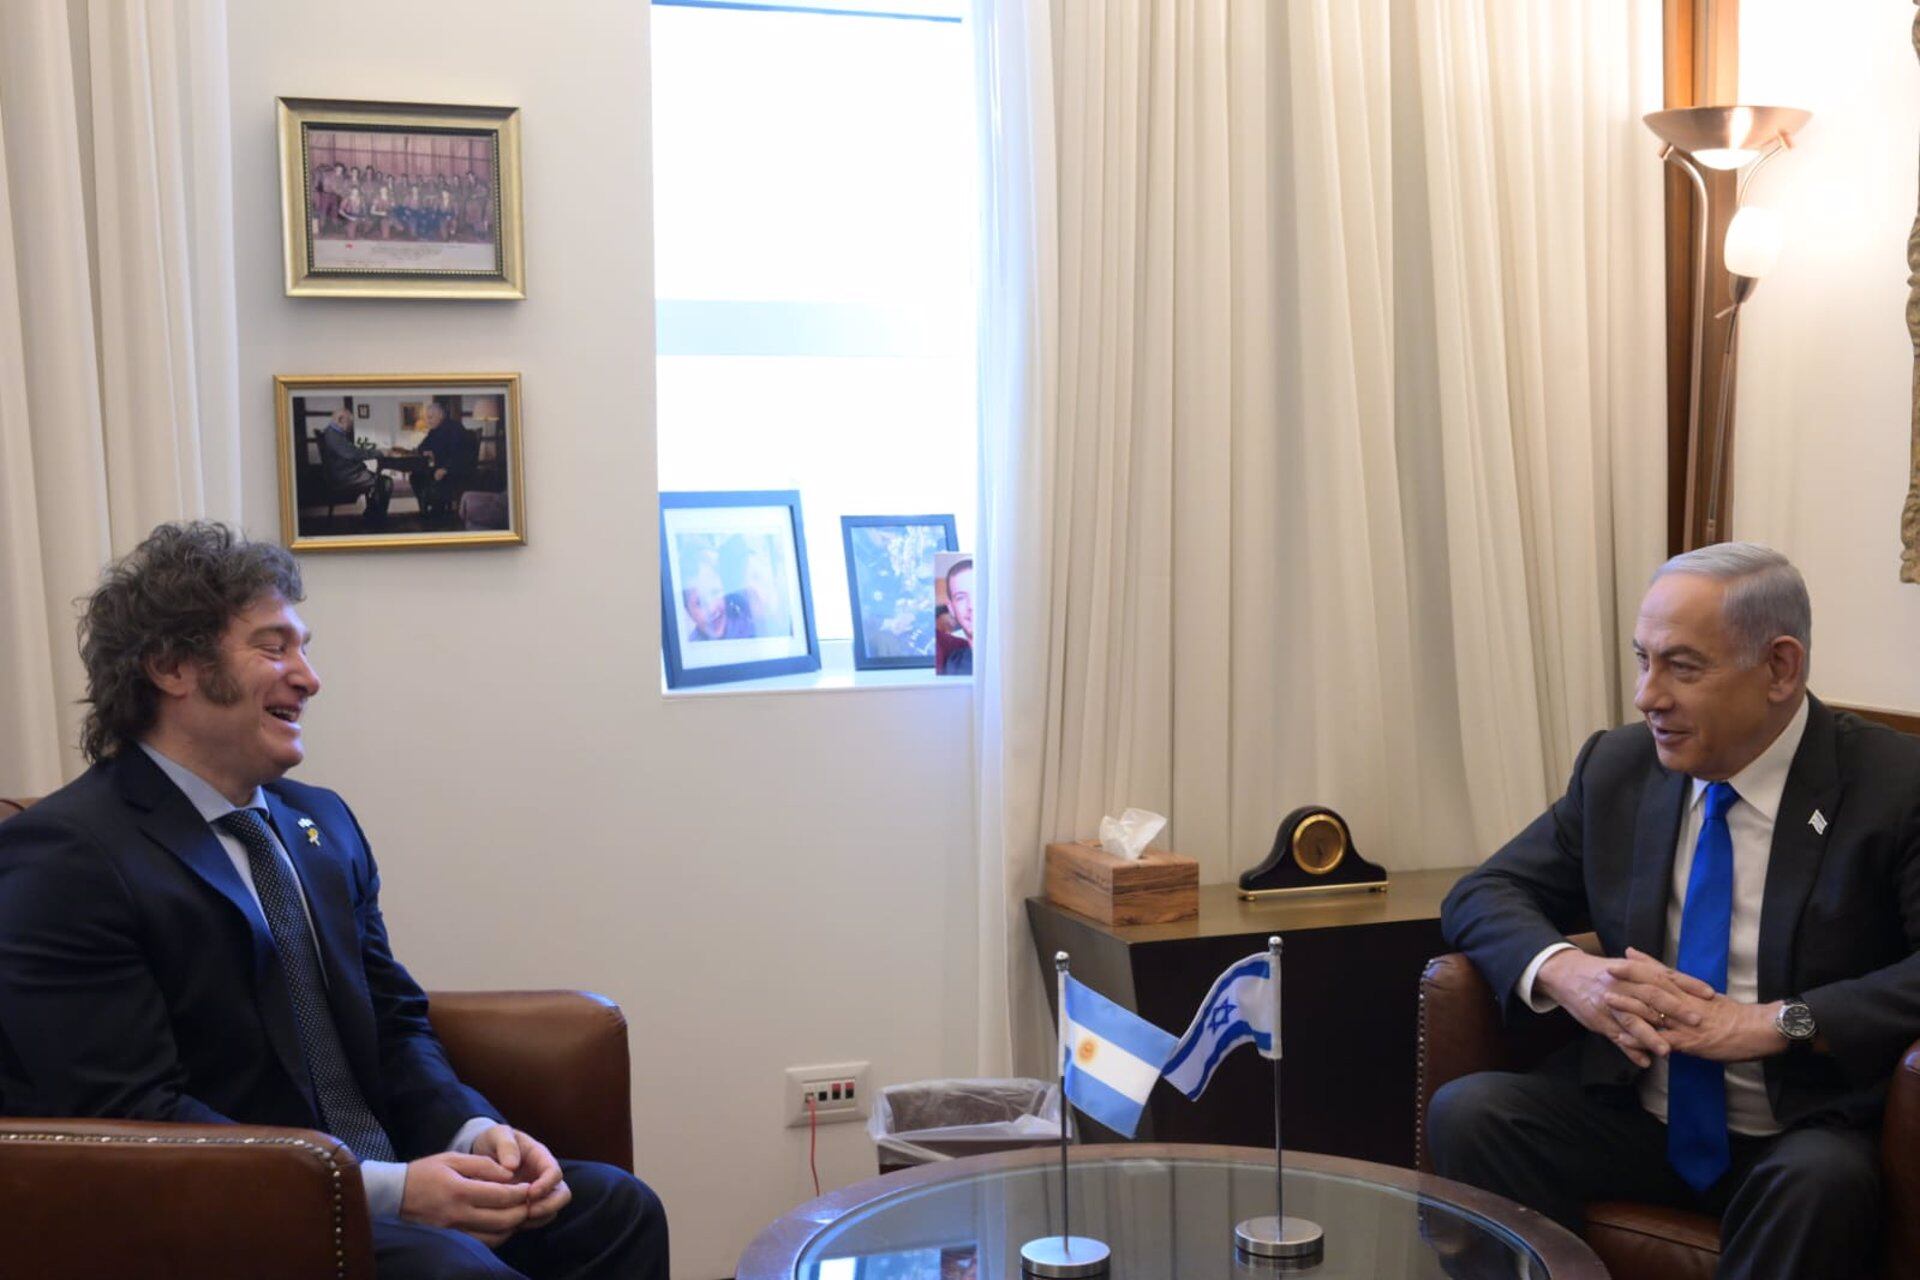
left=1442, top=695, right=1920, bottom=1129
left=0, top=748, right=498, bottom=1157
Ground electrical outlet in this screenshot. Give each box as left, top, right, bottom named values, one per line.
left=785, top=1061, right=871, bottom=1128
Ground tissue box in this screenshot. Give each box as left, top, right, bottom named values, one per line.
left=1044, top=840, right=1199, bottom=926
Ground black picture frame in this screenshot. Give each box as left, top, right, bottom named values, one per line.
left=660, top=490, right=820, bottom=688
left=839, top=514, right=959, bottom=671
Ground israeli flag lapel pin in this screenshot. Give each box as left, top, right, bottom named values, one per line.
left=296, top=816, right=321, bottom=846
left=1808, top=809, right=1827, bottom=836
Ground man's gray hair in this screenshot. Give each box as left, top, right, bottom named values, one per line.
left=1652, top=541, right=1810, bottom=666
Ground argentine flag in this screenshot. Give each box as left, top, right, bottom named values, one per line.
left=1061, top=975, right=1178, bottom=1137
left=1162, top=951, right=1279, bottom=1101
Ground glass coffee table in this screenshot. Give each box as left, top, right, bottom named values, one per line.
left=739, top=1145, right=1606, bottom=1280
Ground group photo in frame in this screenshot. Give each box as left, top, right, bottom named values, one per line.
left=839, top=514, right=958, bottom=670
left=275, top=373, right=526, bottom=552
left=660, top=491, right=820, bottom=689
left=277, top=97, right=525, bottom=298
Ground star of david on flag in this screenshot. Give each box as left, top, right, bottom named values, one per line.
left=1061, top=974, right=1178, bottom=1138
left=1162, top=950, right=1280, bottom=1100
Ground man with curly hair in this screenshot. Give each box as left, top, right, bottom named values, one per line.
left=0, top=522, right=666, bottom=1279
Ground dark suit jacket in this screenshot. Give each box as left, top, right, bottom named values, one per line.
left=1442, top=694, right=1920, bottom=1129
left=0, top=749, right=498, bottom=1157
left=420, top=421, right=478, bottom=489
left=318, top=424, right=377, bottom=494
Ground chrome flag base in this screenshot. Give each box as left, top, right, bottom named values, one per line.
left=1020, top=1236, right=1110, bottom=1277
left=1234, top=1215, right=1325, bottom=1262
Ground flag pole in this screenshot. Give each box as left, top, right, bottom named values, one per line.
left=1232, top=936, right=1323, bottom=1264
left=1272, top=936, right=1284, bottom=1225
left=1057, top=951, right=1069, bottom=1251
left=1021, top=951, right=1108, bottom=1278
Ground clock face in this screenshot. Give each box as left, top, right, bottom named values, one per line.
left=1291, top=813, right=1347, bottom=875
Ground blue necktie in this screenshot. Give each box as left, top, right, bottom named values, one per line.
left=1668, top=780, right=1737, bottom=1191
left=218, top=809, right=397, bottom=1163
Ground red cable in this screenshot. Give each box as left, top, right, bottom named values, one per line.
left=807, top=1093, right=821, bottom=1197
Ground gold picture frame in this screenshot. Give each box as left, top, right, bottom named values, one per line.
left=276, top=373, right=527, bottom=552
left=277, top=97, right=525, bottom=299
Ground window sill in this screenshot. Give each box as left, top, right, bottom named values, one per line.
left=661, top=638, right=972, bottom=699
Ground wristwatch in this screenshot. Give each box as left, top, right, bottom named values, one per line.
left=1774, top=998, right=1817, bottom=1043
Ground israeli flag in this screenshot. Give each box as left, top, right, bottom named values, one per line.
left=1162, top=951, right=1279, bottom=1101
left=1061, top=975, right=1178, bottom=1137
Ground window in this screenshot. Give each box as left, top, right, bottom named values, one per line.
left=651, top=0, right=978, bottom=663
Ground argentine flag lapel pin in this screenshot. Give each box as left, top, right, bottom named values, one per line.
left=1809, top=810, right=1827, bottom=836
left=297, top=817, right=321, bottom=846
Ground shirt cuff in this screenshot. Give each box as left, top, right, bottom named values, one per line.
left=449, top=1115, right=498, bottom=1154
left=1517, top=942, right=1579, bottom=1012
left=361, top=1159, right=407, bottom=1219
left=360, top=1118, right=499, bottom=1219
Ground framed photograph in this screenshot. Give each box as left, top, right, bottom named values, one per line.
left=660, top=491, right=820, bottom=688
left=839, top=514, right=958, bottom=670
left=277, top=97, right=525, bottom=298
left=933, top=551, right=975, bottom=676
left=275, top=373, right=526, bottom=552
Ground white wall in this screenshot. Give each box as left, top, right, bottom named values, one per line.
left=226, top=4, right=980, bottom=1275
left=1734, top=1, right=1920, bottom=710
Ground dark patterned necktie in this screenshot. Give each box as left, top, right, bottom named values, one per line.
left=217, top=809, right=396, bottom=1162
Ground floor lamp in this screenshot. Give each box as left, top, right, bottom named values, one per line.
left=1644, top=105, right=1810, bottom=549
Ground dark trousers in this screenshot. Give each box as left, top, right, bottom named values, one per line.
left=1426, top=1068, right=1880, bottom=1280
left=372, top=1159, right=667, bottom=1280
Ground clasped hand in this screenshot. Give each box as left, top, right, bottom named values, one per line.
left=401, top=1124, right=571, bottom=1246
left=1536, top=946, right=1780, bottom=1069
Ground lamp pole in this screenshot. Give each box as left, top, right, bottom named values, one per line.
left=1644, top=106, right=1808, bottom=550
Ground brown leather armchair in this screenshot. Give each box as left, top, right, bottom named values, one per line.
left=1416, top=947, right=1920, bottom=1280
left=0, top=797, right=633, bottom=1280
left=1, top=989, right=632, bottom=1280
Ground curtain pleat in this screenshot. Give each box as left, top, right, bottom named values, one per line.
left=0, top=0, right=237, bottom=789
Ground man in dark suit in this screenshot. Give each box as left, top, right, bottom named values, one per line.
left=416, top=399, right=479, bottom=521
left=0, top=522, right=666, bottom=1280
left=1430, top=542, right=1920, bottom=1280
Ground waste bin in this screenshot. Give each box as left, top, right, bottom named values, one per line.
left=868, top=1078, right=1069, bottom=1174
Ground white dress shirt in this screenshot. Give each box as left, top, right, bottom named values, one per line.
left=138, top=744, right=492, bottom=1216
left=1515, top=696, right=1808, bottom=1137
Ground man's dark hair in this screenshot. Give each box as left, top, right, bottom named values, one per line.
left=945, top=556, right=973, bottom=591
left=79, top=522, right=303, bottom=763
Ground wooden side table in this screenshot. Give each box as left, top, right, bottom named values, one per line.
left=1026, top=867, right=1471, bottom=1166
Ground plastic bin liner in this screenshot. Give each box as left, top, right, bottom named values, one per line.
left=868, top=1078, right=1070, bottom=1170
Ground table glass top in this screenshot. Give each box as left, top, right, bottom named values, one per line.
left=794, top=1155, right=1548, bottom=1280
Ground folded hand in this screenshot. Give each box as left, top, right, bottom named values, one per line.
left=471, top=1124, right=572, bottom=1229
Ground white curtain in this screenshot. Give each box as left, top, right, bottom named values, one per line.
left=972, top=0, right=1666, bottom=1075
left=0, top=0, right=239, bottom=793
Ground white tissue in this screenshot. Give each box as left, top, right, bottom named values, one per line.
left=1098, top=808, right=1167, bottom=861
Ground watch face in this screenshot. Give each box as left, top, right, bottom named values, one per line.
left=1778, top=1001, right=1816, bottom=1040
left=1291, top=813, right=1347, bottom=875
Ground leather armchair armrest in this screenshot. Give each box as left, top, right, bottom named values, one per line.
left=1416, top=938, right=1595, bottom=1172
left=1882, top=1037, right=1920, bottom=1280
left=428, top=989, right=633, bottom=1172
left=1416, top=952, right=1507, bottom=1172
left=0, top=1118, right=373, bottom=1280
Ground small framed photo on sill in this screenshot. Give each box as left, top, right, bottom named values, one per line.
left=277, top=97, right=525, bottom=299
left=934, top=551, right=975, bottom=676
left=840, top=514, right=958, bottom=670
left=660, top=491, right=820, bottom=688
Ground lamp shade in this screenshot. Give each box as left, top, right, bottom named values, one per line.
left=1643, top=105, right=1811, bottom=170
left=1724, top=206, right=1783, bottom=279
